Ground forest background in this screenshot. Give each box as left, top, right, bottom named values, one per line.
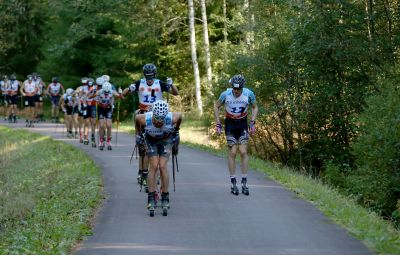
left=0, top=0, right=399, bottom=227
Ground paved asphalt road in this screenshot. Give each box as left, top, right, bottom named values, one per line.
left=1, top=120, right=373, bottom=255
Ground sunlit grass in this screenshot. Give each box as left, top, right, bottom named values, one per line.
left=0, top=126, right=102, bottom=254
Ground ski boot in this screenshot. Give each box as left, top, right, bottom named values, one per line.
left=99, top=141, right=105, bottom=150
left=230, top=178, right=239, bottom=196
left=137, top=170, right=142, bottom=184
left=79, top=136, right=83, bottom=143
left=13, top=115, right=17, bottom=123
left=74, top=131, right=78, bottom=139
left=8, top=115, right=12, bottom=123
left=141, top=170, right=149, bottom=193
left=147, top=192, right=156, bottom=217
left=241, top=178, right=249, bottom=196
left=107, top=141, right=112, bottom=150
left=161, top=192, right=170, bottom=216
left=25, top=119, right=29, bottom=127
left=91, top=136, right=96, bottom=148
left=83, top=138, right=89, bottom=145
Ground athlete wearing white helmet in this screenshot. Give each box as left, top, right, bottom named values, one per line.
left=61, top=87, right=80, bottom=138
left=6, top=74, right=20, bottom=123
left=135, top=100, right=182, bottom=217
left=89, top=81, right=123, bottom=150
left=122, top=63, right=179, bottom=189
left=46, top=76, right=65, bottom=123
left=20, top=74, right=38, bottom=127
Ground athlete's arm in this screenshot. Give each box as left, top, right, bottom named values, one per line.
left=250, top=101, right=258, bottom=122
left=214, top=100, right=223, bottom=125
left=172, top=112, right=182, bottom=130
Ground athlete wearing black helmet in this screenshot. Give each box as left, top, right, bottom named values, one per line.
left=214, top=74, right=258, bottom=196
left=122, top=63, right=179, bottom=191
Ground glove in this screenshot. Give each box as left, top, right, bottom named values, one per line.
left=172, top=130, right=180, bottom=144
left=136, top=134, right=144, bottom=146
left=216, top=123, right=222, bottom=135
left=166, top=77, right=173, bottom=91
left=118, top=87, right=122, bottom=94
left=249, top=120, right=256, bottom=134
left=129, top=84, right=136, bottom=92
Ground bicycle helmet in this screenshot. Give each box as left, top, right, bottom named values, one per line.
left=52, top=77, right=59, bottom=83
left=102, top=74, right=110, bottom=82
left=143, top=63, right=157, bottom=79
left=81, top=77, right=88, bottom=84
left=66, top=88, right=74, bottom=96
left=10, top=74, right=16, bottom=80
left=88, top=78, right=94, bottom=86
left=102, top=82, right=112, bottom=93
left=152, top=100, right=169, bottom=120
left=96, top=77, right=104, bottom=85
left=229, top=74, right=246, bottom=89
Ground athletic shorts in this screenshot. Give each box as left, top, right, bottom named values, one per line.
left=24, top=96, right=36, bottom=107
left=7, top=95, right=18, bottom=105
left=87, top=105, right=96, bottom=118
left=98, top=107, right=112, bottom=119
left=145, top=135, right=173, bottom=158
left=51, top=96, right=61, bottom=106
left=35, top=95, right=43, bottom=103
left=224, top=117, right=249, bottom=146
left=66, top=106, right=78, bottom=115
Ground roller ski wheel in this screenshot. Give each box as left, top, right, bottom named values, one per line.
left=161, top=193, right=170, bottom=216
left=230, top=179, right=239, bottom=196
left=147, top=198, right=156, bottom=217
left=149, top=208, right=155, bottom=217
left=231, top=186, right=239, bottom=196
left=241, top=179, right=249, bottom=196
left=162, top=207, right=168, bottom=216
left=137, top=172, right=141, bottom=184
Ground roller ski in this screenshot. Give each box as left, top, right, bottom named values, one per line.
left=230, top=178, right=239, bottom=196
left=161, top=192, right=170, bottom=216
left=137, top=170, right=142, bottom=184
left=140, top=170, right=149, bottom=193
left=107, top=141, right=112, bottom=150
left=147, top=192, right=156, bottom=217
left=99, top=141, right=105, bottom=151
left=83, top=139, right=89, bottom=145
left=91, top=137, right=96, bottom=148
left=241, top=178, right=249, bottom=196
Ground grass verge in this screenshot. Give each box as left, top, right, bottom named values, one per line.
left=0, top=126, right=102, bottom=255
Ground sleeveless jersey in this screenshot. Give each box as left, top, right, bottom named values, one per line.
left=35, top=80, right=45, bottom=95
left=144, top=112, right=174, bottom=139
left=218, top=88, right=256, bottom=119
left=97, top=90, right=114, bottom=108
left=8, top=80, right=19, bottom=95
left=0, top=81, right=7, bottom=94
left=86, top=86, right=97, bottom=106
left=48, top=82, right=62, bottom=96
left=23, top=80, right=36, bottom=96
left=63, top=94, right=79, bottom=108
left=138, top=79, right=163, bottom=111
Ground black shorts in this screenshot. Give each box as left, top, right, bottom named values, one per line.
left=35, top=95, right=43, bottom=103
left=8, top=95, right=18, bottom=105
left=145, top=135, right=173, bottom=158
left=66, top=106, right=78, bottom=115
left=98, top=107, right=113, bottom=119
left=224, top=117, right=249, bottom=145
left=24, top=96, right=36, bottom=107
left=87, top=105, right=96, bottom=118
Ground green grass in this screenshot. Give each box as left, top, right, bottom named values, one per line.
left=0, top=126, right=103, bottom=255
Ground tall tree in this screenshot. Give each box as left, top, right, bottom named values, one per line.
left=188, top=0, right=203, bottom=115
left=200, top=0, right=213, bottom=89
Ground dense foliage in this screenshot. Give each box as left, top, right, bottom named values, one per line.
left=0, top=0, right=399, bottom=224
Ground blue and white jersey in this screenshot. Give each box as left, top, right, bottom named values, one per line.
left=0, top=80, right=8, bottom=94
left=144, top=112, right=174, bottom=139
left=218, top=88, right=256, bottom=119
left=8, top=80, right=19, bottom=94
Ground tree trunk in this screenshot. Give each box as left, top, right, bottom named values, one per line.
left=188, top=0, right=203, bottom=115
left=200, top=0, right=213, bottom=90
left=223, top=0, right=228, bottom=63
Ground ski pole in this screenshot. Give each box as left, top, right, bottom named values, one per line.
left=116, top=100, right=120, bottom=145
